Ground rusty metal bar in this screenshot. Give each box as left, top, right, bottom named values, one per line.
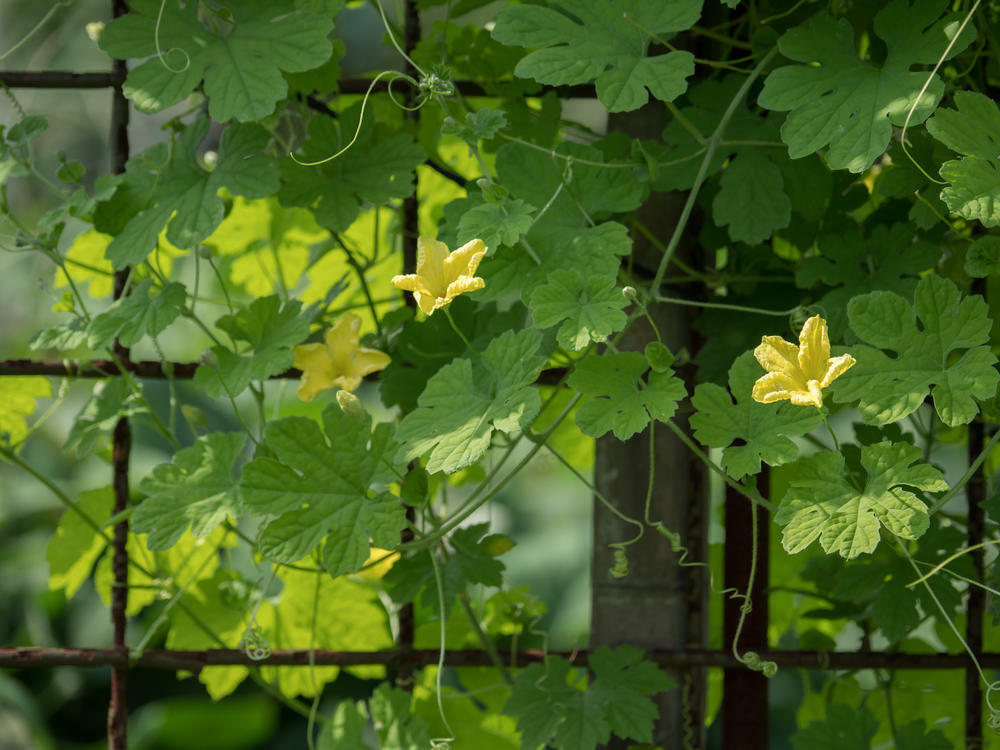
left=966, top=281, right=988, bottom=749
left=722, top=470, right=770, bottom=746
left=0, top=69, right=592, bottom=98
left=394, top=0, right=421, bottom=692
left=107, top=4, right=130, bottom=745
left=2, top=646, right=995, bottom=671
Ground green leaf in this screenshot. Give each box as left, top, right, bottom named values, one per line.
left=47, top=488, right=112, bottom=597
left=6, top=115, right=47, bottom=145
left=927, top=91, right=1000, bottom=227
left=319, top=700, right=370, bottom=750
left=87, top=279, right=186, bottom=349
left=193, top=295, right=311, bottom=398
left=690, top=352, right=822, bottom=480
left=712, top=149, right=790, bottom=244
left=833, top=275, right=1000, bottom=426
left=792, top=704, right=879, bottom=750
left=775, top=442, right=947, bottom=558
left=0, top=376, right=51, bottom=446
left=64, top=379, right=144, bottom=457
left=29, top=317, right=89, bottom=352
left=105, top=117, right=280, bottom=267
left=444, top=107, right=508, bottom=144
left=504, top=646, right=673, bottom=750
left=529, top=270, right=628, bottom=351
left=204, top=196, right=329, bottom=296
left=369, top=684, right=432, bottom=750
left=279, top=107, right=425, bottom=232
left=457, top=197, right=534, bottom=254
left=55, top=229, right=114, bottom=298
left=492, top=1, right=700, bottom=112
left=133, top=433, right=247, bottom=550
left=240, top=405, right=406, bottom=575
left=758, top=0, right=974, bottom=172
left=384, top=523, right=511, bottom=613
left=568, top=352, right=686, bottom=440
left=795, top=223, right=939, bottom=338
left=395, top=329, right=547, bottom=474
left=965, top=235, right=1000, bottom=277
left=100, top=0, right=334, bottom=122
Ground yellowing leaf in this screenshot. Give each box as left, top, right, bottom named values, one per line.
left=0, top=376, right=51, bottom=446
left=56, top=229, right=113, bottom=298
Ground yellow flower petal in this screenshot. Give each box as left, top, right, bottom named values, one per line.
left=751, top=315, right=853, bottom=408
left=391, top=235, right=486, bottom=315
left=292, top=313, right=391, bottom=402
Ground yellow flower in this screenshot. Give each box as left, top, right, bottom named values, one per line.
left=391, top=236, right=486, bottom=316
left=292, top=313, right=391, bottom=401
left=752, top=315, right=856, bottom=408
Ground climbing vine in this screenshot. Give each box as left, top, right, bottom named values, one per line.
left=3, top=0, right=1000, bottom=747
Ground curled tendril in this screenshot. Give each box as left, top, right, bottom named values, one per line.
left=740, top=650, right=777, bottom=678
left=987, top=681, right=1000, bottom=733
left=238, top=622, right=272, bottom=661
left=609, top=547, right=629, bottom=578
left=154, top=0, right=190, bottom=73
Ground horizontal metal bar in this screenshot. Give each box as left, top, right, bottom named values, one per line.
left=0, top=358, right=569, bottom=384
left=0, top=646, right=991, bottom=671
left=0, top=70, right=594, bottom=98
left=0, top=71, right=125, bottom=88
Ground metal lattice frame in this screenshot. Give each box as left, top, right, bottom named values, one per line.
left=0, top=3, right=992, bottom=748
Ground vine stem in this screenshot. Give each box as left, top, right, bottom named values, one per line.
left=928, top=428, right=1000, bottom=514
left=665, top=421, right=776, bottom=513
left=429, top=550, right=456, bottom=746
left=650, top=47, right=777, bottom=293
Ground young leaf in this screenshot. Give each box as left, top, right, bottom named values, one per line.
left=833, top=275, right=1000, bottom=426
left=492, top=1, right=700, bottom=112
left=133, top=433, right=247, bottom=550
left=105, top=117, right=279, bottom=268
left=456, top=197, right=534, bottom=253
left=504, top=645, right=674, bottom=750
left=926, top=91, right=1000, bottom=227
left=395, top=329, right=547, bottom=474
left=758, top=0, right=974, bottom=172
left=193, top=295, right=311, bottom=398
left=369, top=684, right=432, bottom=749
left=568, top=352, right=686, bottom=441
left=529, top=269, right=628, bottom=351
left=775, top=441, right=947, bottom=558
left=64, top=379, right=145, bottom=457
left=99, top=0, right=334, bottom=122
left=690, top=352, right=822, bottom=480
left=240, top=405, right=406, bottom=576
left=87, top=279, right=186, bottom=350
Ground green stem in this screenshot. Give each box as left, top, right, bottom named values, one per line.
left=442, top=306, right=475, bottom=353
left=665, top=421, right=776, bottom=513
left=819, top=411, right=840, bottom=453
left=928, top=428, right=1000, bottom=514
left=650, top=48, right=777, bottom=292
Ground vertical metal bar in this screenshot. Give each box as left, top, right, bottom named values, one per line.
left=395, top=0, right=420, bottom=689
left=722, top=469, right=770, bottom=747
left=107, top=2, right=131, bottom=747
left=966, top=276, right=987, bottom=750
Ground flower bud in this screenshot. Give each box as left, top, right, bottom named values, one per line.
left=336, top=390, right=365, bottom=419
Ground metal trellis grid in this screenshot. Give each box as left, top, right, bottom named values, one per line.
left=0, top=2, right=993, bottom=748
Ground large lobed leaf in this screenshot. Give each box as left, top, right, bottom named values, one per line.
left=690, top=352, right=822, bottom=480
left=775, top=441, right=947, bottom=558
left=833, top=275, right=999, bottom=426
left=100, top=0, right=334, bottom=122
left=240, top=404, right=406, bottom=576
left=758, top=0, right=973, bottom=173
left=395, top=329, right=547, bottom=474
